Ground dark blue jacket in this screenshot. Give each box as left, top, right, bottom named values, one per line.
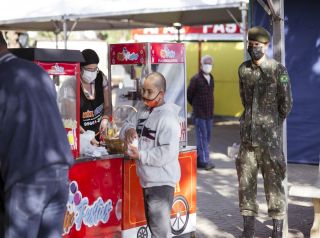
left=0, top=52, right=73, bottom=191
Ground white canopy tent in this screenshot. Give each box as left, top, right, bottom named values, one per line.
left=0, top=0, right=248, bottom=48
left=1, top=0, right=291, bottom=235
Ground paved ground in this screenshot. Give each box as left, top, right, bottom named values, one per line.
left=178, top=117, right=317, bottom=238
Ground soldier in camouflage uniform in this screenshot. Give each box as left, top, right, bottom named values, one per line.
left=236, top=26, right=293, bottom=238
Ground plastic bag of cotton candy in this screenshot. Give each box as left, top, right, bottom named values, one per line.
left=80, top=130, right=108, bottom=157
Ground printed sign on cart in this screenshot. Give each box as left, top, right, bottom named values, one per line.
left=63, top=181, right=122, bottom=235
left=37, top=62, right=77, bottom=75
left=150, top=43, right=185, bottom=63
left=110, top=43, right=146, bottom=65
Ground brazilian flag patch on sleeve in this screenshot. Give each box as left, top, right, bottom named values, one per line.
left=280, top=74, right=289, bottom=83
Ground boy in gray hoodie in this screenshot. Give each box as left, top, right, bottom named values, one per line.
left=120, top=72, right=181, bottom=238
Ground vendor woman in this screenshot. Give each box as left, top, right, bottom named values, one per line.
left=80, top=49, right=110, bottom=145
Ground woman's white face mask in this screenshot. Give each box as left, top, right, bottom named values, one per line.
left=81, top=70, right=97, bottom=84
left=201, top=64, right=212, bottom=74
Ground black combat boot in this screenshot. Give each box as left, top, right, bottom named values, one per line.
left=272, top=219, right=283, bottom=238
left=239, top=216, right=255, bottom=238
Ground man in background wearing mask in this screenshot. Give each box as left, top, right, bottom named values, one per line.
left=80, top=49, right=110, bottom=145
left=187, top=55, right=215, bottom=170
left=236, top=26, right=292, bottom=238
left=120, top=72, right=181, bottom=238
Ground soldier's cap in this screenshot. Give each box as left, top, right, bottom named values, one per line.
left=248, top=26, right=271, bottom=44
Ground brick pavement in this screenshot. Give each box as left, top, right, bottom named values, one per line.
left=178, top=118, right=316, bottom=238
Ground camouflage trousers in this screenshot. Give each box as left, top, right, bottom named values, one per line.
left=235, top=145, right=286, bottom=219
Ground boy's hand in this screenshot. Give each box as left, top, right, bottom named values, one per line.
left=125, top=128, right=138, bottom=144
left=125, top=144, right=139, bottom=160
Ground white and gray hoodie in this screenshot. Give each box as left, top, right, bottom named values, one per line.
left=120, top=102, right=181, bottom=188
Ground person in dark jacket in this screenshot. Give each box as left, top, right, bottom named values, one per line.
left=79, top=49, right=111, bottom=145
left=0, top=31, right=74, bottom=238
left=187, top=55, right=215, bottom=170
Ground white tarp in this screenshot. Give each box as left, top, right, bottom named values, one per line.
left=0, top=0, right=245, bottom=31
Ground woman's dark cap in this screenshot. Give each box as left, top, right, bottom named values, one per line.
left=81, top=49, right=99, bottom=66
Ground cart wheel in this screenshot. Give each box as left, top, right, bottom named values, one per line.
left=137, top=226, right=148, bottom=238
left=171, top=195, right=190, bottom=235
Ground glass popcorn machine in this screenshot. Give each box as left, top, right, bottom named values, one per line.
left=109, top=42, right=196, bottom=238
left=9, top=48, right=83, bottom=158
left=109, top=42, right=187, bottom=146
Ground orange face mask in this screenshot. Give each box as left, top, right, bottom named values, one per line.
left=143, top=91, right=161, bottom=108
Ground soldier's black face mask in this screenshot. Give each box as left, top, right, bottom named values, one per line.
left=247, top=46, right=264, bottom=61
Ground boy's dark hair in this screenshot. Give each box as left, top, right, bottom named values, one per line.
left=0, top=32, right=7, bottom=47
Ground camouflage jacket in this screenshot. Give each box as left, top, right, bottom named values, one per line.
left=238, top=58, right=293, bottom=148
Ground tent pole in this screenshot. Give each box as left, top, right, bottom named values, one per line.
left=51, top=20, right=61, bottom=49
left=55, top=32, right=58, bottom=49
left=228, top=1, right=249, bottom=60
left=271, top=1, right=287, bottom=237
left=63, top=16, right=67, bottom=49
left=240, top=1, right=248, bottom=60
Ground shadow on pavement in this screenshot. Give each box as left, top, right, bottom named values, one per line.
left=185, top=116, right=315, bottom=238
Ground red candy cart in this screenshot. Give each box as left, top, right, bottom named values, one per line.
left=11, top=45, right=197, bottom=238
